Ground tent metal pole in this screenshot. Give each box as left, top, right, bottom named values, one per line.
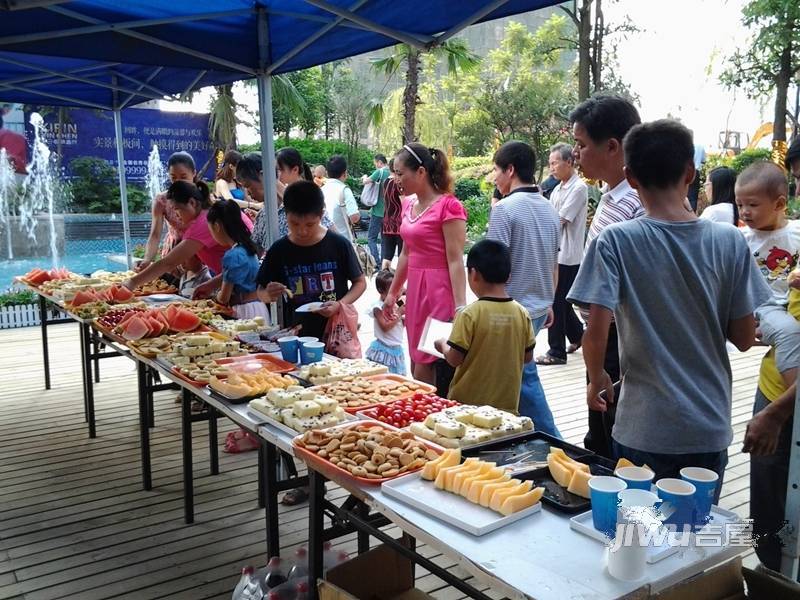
left=256, top=7, right=279, bottom=248
left=112, top=94, right=133, bottom=269
left=780, top=374, right=800, bottom=578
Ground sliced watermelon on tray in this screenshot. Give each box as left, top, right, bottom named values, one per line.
left=170, top=308, right=201, bottom=333
left=121, top=315, right=149, bottom=340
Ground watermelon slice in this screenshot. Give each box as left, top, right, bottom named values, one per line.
left=27, top=269, right=52, bottom=285
left=122, top=316, right=149, bottom=340
left=72, top=290, right=99, bottom=307
left=170, top=308, right=201, bottom=333
left=164, top=304, right=179, bottom=323
left=113, top=285, right=134, bottom=302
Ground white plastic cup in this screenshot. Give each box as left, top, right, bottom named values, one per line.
left=607, top=522, right=648, bottom=581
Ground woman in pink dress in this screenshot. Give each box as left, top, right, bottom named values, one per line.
left=383, top=143, right=467, bottom=385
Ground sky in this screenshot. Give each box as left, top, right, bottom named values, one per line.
left=160, top=0, right=780, bottom=151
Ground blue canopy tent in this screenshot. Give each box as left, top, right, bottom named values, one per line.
left=0, top=0, right=561, bottom=267
left=1, top=1, right=798, bottom=582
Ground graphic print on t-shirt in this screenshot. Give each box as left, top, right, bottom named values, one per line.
left=756, top=245, right=799, bottom=283
left=284, top=261, right=339, bottom=304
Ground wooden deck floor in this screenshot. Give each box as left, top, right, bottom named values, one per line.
left=0, top=322, right=767, bottom=599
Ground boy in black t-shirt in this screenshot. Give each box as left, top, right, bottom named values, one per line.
left=257, top=180, right=366, bottom=339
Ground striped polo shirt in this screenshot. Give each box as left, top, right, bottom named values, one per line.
left=585, top=179, right=644, bottom=248
left=486, top=186, right=560, bottom=320
left=580, top=179, right=643, bottom=322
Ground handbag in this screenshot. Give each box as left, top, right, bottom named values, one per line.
left=359, top=169, right=388, bottom=208
left=338, top=187, right=376, bottom=278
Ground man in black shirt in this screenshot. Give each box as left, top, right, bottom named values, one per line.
left=257, top=180, right=366, bottom=339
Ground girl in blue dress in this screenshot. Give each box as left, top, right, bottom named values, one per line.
left=207, top=199, right=270, bottom=321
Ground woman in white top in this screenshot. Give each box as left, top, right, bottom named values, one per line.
left=700, top=166, right=739, bottom=226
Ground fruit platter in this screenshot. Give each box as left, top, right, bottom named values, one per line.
left=308, top=375, right=436, bottom=413
left=292, top=421, right=441, bottom=484
left=67, top=284, right=136, bottom=308
left=18, top=267, right=72, bottom=287
left=359, top=393, right=460, bottom=428
left=408, top=404, right=533, bottom=449
left=381, top=450, right=545, bottom=536
left=208, top=370, right=296, bottom=400
left=249, top=386, right=351, bottom=433
left=177, top=299, right=234, bottom=322
left=132, top=279, right=179, bottom=296
left=96, top=304, right=206, bottom=340
left=295, top=358, right=388, bottom=384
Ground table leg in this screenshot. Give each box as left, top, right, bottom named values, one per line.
left=181, top=388, right=194, bottom=524
left=265, top=442, right=280, bottom=558
left=81, top=323, right=96, bottom=438
left=208, top=408, right=219, bottom=476
left=137, top=362, right=152, bottom=491
left=92, top=331, right=100, bottom=383
left=78, top=322, right=89, bottom=422
left=39, top=294, right=51, bottom=390
left=308, top=470, right=326, bottom=600
left=257, top=443, right=266, bottom=509
left=146, top=367, right=155, bottom=428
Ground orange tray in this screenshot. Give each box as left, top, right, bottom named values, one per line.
left=170, top=366, right=209, bottom=387
left=292, top=420, right=442, bottom=485
left=214, top=353, right=295, bottom=374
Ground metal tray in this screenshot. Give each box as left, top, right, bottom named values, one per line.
left=462, top=431, right=615, bottom=513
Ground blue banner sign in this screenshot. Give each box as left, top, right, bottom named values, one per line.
left=24, top=107, right=213, bottom=182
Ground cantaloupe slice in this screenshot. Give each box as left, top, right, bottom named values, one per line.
left=479, top=478, right=517, bottom=507
left=447, top=461, right=486, bottom=493
left=615, top=457, right=635, bottom=470
left=420, top=448, right=461, bottom=481
left=489, top=480, right=533, bottom=512
left=498, top=487, right=545, bottom=516
left=434, top=458, right=478, bottom=490
left=452, top=462, right=494, bottom=493
left=553, top=451, right=590, bottom=473
left=566, top=468, right=592, bottom=499
left=467, top=473, right=510, bottom=504
left=547, top=453, right=574, bottom=487
left=459, top=467, right=504, bottom=497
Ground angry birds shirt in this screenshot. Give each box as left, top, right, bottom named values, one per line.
left=742, top=219, right=800, bottom=304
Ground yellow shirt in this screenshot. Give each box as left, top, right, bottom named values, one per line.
left=447, top=298, right=535, bottom=413
left=758, top=288, right=800, bottom=401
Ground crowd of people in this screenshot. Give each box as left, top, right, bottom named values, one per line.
left=119, top=94, right=800, bottom=567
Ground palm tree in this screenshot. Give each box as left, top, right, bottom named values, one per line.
left=207, top=76, right=306, bottom=152
left=370, top=39, right=480, bottom=144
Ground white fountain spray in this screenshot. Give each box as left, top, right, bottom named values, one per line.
left=0, top=149, right=15, bottom=259
left=20, top=113, right=59, bottom=267
left=145, top=145, right=167, bottom=204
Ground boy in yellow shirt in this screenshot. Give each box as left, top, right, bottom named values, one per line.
left=435, top=239, right=535, bottom=414
left=745, top=272, right=799, bottom=571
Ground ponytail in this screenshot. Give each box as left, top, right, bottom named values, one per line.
left=207, top=199, right=258, bottom=256
left=277, top=147, right=312, bottom=181
left=167, top=180, right=211, bottom=209
left=396, top=142, right=453, bottom=194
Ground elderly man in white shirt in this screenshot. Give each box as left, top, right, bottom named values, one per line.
left=537, top=143, right=588, bottom=365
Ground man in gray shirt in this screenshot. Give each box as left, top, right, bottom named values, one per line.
left=568, top=120, right=771, bottom=495
left=487, top=141, right=561, bottom=437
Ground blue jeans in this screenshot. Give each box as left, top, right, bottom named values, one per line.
left=519, top=314, right=561, bottom=438
left=367, top=214, right=383, bottom=265
left=612, top=440, right=728, bottom=504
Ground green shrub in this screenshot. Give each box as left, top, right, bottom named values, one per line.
left=0, top=289, right=36, bottom=306
left=451, top=156, right=492, bottom=171
left=240, top=138, right=375, bottom=176
left=455, top=178, right=482, bottom=200
left=729, top=148, right=772, bottom=174
left=68, top=157, right=150, bottom=214
left=462, top=194, right=490, bottom=245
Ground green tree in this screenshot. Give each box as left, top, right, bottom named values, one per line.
left=474, top=18, right=577, bottom=176
left=721, top=0, right=800, bottom=142
left=370, top=39, right=480, bottom=144
left=331, top=68, right=371, bottom=168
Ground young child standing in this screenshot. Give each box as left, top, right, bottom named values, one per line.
left=736, top=161, right=800, bottom=390
left=568, top=120, right=772, bottom=496
left=206, top=199, right=269, bottom=321
left=435, top=239, right=535, bottom=413
left=177, top=253, right=211, bottom=299
left=366, top=269, right=406, bottom=375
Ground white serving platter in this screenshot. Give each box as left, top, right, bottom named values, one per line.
left=569, top=510, right=680, bottom=563
left=381, top=472, right=542, bottom=536
left=247, top=402, right=358, bottom=438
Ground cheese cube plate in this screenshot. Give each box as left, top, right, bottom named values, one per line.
left=569, top=510, right=680, bottom=563
left=381, top=472, right=541, bottom=536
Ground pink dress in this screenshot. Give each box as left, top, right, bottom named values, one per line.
left=154, top=192, right=187, bottom=257
left=400, top=194, right=467, bottom=364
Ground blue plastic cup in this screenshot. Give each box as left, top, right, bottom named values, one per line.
left=277, top=336, right=299, bottom=363
left=589, top=476, right=627, bottom=538
left=680, top=467, right=719, bottom=530
left=656, top=478, right=697, bottom=531
left=301, top=341, right=325, bottom=364
left=296, top=337, right=318, bottom=364
left=614, top=466, right=655, bottom=491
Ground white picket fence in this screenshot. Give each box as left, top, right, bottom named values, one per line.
left=0, top=304, right=41, bottom=328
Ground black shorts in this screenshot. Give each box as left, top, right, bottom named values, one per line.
left=381, top=234, right=403, bottom=262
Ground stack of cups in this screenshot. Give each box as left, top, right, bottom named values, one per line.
left=298, top=336, right=323, bottom=364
